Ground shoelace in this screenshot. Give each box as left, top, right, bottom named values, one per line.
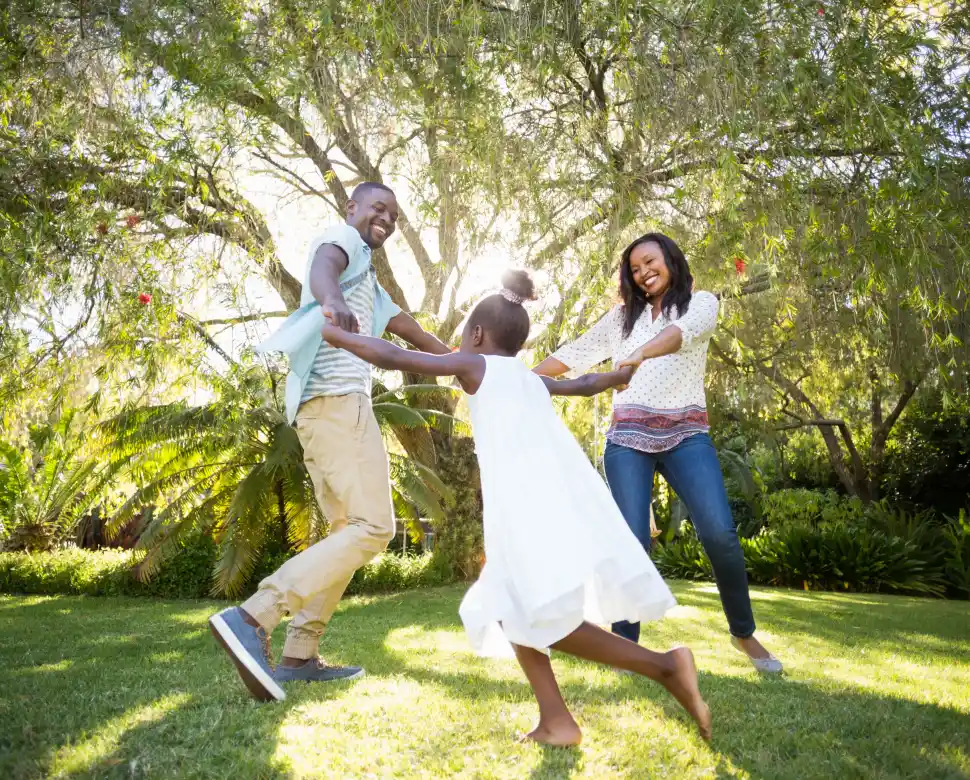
left=256, top=626, right=276, bottom=668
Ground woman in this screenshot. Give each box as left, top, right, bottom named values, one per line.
left=535, top=232, right=782, bottom=672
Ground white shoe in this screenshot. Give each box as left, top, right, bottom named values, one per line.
left=731, top=636, right=783, bottom=674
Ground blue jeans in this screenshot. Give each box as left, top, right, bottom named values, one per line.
left=603, top=433, right=756, bottom=641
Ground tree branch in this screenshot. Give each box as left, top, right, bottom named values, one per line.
left=881, top=376, right=923, bottom=438
left=176, top=314, right=237, bottom=367
left=529, top=196, right=620, bottom=268
left=774, top=418, right=846, bottom=430
left=198, top=312, right=289, bottom=327
left=710, top=339, right=860, bottom=496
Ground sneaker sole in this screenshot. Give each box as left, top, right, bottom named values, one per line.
left=209, top=614, right=286, bottom=702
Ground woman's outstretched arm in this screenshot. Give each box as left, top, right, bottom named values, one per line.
left=618, top=325, right=683, bottom=369
left=619, top=292, right=720, bottom=369
left=534, top=309, right=618, bottom=378
left=321, top=323, right=486, bottom=392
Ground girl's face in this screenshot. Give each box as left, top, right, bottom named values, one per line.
left=628, top=241, right=671, bottom=299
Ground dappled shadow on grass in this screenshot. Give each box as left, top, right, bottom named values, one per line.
left=673, top=584, right=970, bottom=664
left=1, top=588, right=969, bottom=779
left=0, top=596, right=303, bottom=779
left=281, top=587, right=970, bottom=779
left=529, top=744, right=581, bottom=779
left=698, top=671, right=970, bottom=780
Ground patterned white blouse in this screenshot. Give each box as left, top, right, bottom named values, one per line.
left=552, top=291, right=720, bottom=453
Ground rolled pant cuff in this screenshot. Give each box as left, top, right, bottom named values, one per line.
left=282, top=632, right=321, bottom=661
left=241, top=589, right=285, bottom=634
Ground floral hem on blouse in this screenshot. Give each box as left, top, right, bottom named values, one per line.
left=606, top=403, right=710, bottom=454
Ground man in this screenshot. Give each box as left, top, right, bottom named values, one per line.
left=209, top=182, right=451, bottom=701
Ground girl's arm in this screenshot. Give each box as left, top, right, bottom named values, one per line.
left=534, top=308, right=618, bottom=378
left=540, top=366, right=634, bottom=397
left=385, top=312, right=453, bottom=355
left=321, top=323, right=486, bottom=393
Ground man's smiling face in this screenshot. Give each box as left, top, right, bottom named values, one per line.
left=347, top=187, right=398, bottom=249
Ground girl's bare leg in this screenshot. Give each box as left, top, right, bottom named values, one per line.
left=551, top=622, right=712, bottom=740
left=511, top=643, right=582, bottom=747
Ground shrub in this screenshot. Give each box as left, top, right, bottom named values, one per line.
left=0, top=547, right=453, bottom=600
left=345, top=550, right=453, bottom=595
left=743, top=526, right=947, bottom=596
left=0, top=547, right=142, bottom=597
left=652, top=519, right=959, bottom=598
left=761, top=488, right=845, bottom=530
left=653, top=532, right=713, bottom=581
left=882, top=392, right=970, bottom=515
left=943, top=510, right=970, bottom=599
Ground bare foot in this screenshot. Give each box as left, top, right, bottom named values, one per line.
left=661, top=647, right=713, bottom=741
left=522, top=716, right=583, bottom=747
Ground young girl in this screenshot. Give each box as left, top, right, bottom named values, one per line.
left=321, top=271, right=711, bottom=746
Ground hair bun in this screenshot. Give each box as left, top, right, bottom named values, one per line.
left=500, top=269, right=537, bottom=302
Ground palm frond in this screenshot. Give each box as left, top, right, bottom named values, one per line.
left=389, top=454, right=452, bottom=522
left=135, top=513, right=203, bottom=582
left=373, top=402, right=434, bottom=429
left=372, top=384, right=461, bottom=404
left=719, top=449, right=758, bottom=501
left=279, top=469, right=319, bottom=550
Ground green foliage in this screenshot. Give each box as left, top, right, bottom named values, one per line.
left=942, top=510, right=970, bottom=599
left=3, top=0, right=969, bottom=604
left=0, top=548, right=141, bottom=598
left=761, top=488, right=848, bottom=531
left=101, top=369, right=319, bottom=597
left=100, top=367, right=452, bottom=596
left=655, top=490, right=970, bottom=599
left=0, top=412, right=121, bottom=551
left=651, top=531, right=713, bottom=582
left=344, top=550, right=454, bottom=596
left=883, top=392, right=970, bottom=515
left=0, top=547, right=451, bottom=599
left=742, top=527, right=947, bottom=597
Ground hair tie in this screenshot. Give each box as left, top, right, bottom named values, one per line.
left=499, top=288, right=524, bottom=305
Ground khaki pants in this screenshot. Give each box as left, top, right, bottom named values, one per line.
left=242, top=393, right=395, bottom=659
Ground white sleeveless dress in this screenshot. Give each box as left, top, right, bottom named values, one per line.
left=458, top=356, right=676, bottom=657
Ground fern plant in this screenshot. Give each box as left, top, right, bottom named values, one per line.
left=0, top=412, right=119, bottom=551
left=101, top=369, right=455, bottom=596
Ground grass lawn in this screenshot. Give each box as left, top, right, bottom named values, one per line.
left=1, top=583, right=968, bottom=779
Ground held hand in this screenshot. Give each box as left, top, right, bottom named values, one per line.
left=613, top=364, right=636, bottom=392
left=321, top=300, right=359, bottom=333
left=321, top=320, right=343, bottom=346
left=617, top=347, right=646, bottom=372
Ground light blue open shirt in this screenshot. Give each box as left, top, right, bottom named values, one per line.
left=255, top=225, right=401, bottom=423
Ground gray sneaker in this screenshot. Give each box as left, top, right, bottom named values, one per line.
left=209, top=607, right=286, bottom=701
left=274, top=658, right=365, bottom=684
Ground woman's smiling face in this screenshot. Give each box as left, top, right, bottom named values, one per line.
left=628, top=240, right=670, bottom=299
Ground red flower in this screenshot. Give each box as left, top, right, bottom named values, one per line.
left=734, top=257, right=747, bottom=275
left=96, top=222, right=108, bottom=236
left=817, top=7, right=824, bottom=15
left=126, top=214, right=142, bottom=229
left=138, top=292, right=152, bottom=305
